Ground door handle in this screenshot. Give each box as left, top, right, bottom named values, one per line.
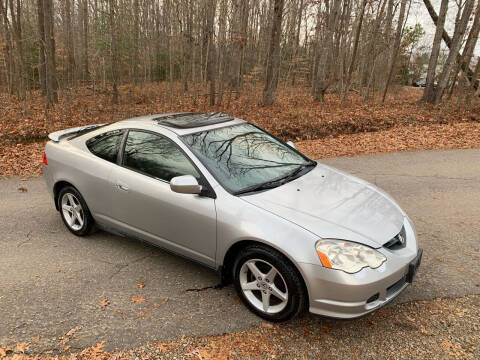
left=116, top=183, right=129, bottom=191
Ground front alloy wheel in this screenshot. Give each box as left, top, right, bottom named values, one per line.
left=233, top=245, right=307, bottom=322
left=239, top=259, right=288, bottom=314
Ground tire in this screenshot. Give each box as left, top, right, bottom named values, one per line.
left=233, top=244, right=307, bottom=322
left=58, top=186, right=94, bottom=236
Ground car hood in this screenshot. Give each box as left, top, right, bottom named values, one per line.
left=241, top=164, right=405, bottom=248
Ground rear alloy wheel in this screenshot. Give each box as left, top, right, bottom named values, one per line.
left=58, top=186, right=94, bottom=236
left=233, top=245, right=307, bottom=322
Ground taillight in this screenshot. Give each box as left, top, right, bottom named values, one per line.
left=42, top=152, right=48, bottom=165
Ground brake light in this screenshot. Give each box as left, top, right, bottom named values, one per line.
left=42, top=152, right=48, bottom=165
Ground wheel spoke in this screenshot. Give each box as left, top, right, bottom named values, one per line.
left=76, top=211, right=84, bottom=227
left=62, top=204, right=73, bottom=213
left=246, top=262, right=263, bottom=279
left=66, top=211, right=75, bottom=226
left=269, top=284, right=287, bottom=302
left=67, top=194, right=75, bottom=206
left=261, top=291, right=271, bottom=312
left=241, top=281, right=259, bottom=291
left=265, top=267, right=277, bottom=283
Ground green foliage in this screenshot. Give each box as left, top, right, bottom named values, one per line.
left=401, top=24, right=425, bottom=56
left=399, top=24, right=426, bottom=84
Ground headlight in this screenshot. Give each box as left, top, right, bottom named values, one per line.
left=315, top=239, right=386, bottom=274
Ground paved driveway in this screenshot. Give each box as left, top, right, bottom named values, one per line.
left=1, top=149, right=479, bottom=352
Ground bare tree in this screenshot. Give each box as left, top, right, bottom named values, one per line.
left=382, top=0, right=408, bottom=103
left=432, top=0, right=475, bottom=104
left=344, top=0, right=368, bottom=100
left=423, top=0, right=477, bottom=91
left=263, top=0, right=285, bottom=105
left=312, top=0, right=342, bottom=102
left=422, top=0, right=448, bottom=103
left=40, top=0, right=58, bottom=107
left=81, top=0, right=89, bottom=83
left=456, top=4, right=480, bottom=103
left=108, top=0, right=119, bottom=104
left=64, top=0, right=75, bottom=87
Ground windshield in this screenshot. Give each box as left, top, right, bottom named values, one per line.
left=182, top=123, right=315, bottom=194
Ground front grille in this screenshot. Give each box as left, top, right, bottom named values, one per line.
left=383, top=226, right=407, bottom=250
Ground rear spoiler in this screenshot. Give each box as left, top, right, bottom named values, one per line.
left=47, top=124, right=106, bottom=142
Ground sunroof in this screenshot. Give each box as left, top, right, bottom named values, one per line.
left=156, top=112, right=234, bottom=129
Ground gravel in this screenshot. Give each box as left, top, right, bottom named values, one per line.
left=2, top=295, right=479, bottom=359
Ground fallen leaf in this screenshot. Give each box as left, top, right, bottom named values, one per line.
left=65, top=326, right=81, bottom=338
left=131, top=296, right=147, bottom=304
left=0, top=346, right=12, bottom=357
left=137, top=281, right=145, bottom=289
left=91, top=340, right=106, bottom=354
left=31, top=335, right=40, bottom=343
left=156, top=342, right=168, bottom=353
left=160, top=297, right=169, bottom=305
left=137, top=308, right=152, bottom=318
left=15, top=342, right=29, bottom=353
left=17, top=186, right=28, bottom=192
left=98, top=298, right=110, bottom=307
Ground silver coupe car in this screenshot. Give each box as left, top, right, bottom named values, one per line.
left=43, top=112, right=422, bottom=322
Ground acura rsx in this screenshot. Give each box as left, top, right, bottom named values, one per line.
left=43, top=112, right=422, bottom=322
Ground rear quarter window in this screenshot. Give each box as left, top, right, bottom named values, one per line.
left=86, top=129, right=124, bottom=163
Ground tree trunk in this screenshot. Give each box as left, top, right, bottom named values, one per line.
left=108, top=0, right=119, bottom=104
left=422, top=0, right=477, bottom=90
left=262, top=0, right=284, bottom=105
left=312, top=0, right=342, bottom=102
left=133, top=0, right=139, bottom=85
left=457, top=4, right=480, bottom=103
left=35, top=0, right=46, bottom=95
left=291, top=0, right=303, bottom=86
left=65, top=0, right=75, bottom=87
left=205, top=0, right=216, bottom=106
left=82, top=0, right=89, bottom=83
left=432, top=0, right=474, bottom=104
left=422, top=0, right=448, bottom=103
left=43, top=0, right=58, bottom=107
left=343, top=0, right=367, bottom=100
left=0, top=0, right=15, bottom=95
left=8, top=0, right=26, bottom=100
left=382, top=0, right=408, bottom=103
left=217, top=0, right=228, bottom=105
left=466, top=56, right=480, bottom=105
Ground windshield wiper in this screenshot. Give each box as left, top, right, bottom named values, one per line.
left=235, top=162, right=316, bottom=195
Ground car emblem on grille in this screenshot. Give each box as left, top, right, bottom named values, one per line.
left=398, top=233, right=405, bottom=245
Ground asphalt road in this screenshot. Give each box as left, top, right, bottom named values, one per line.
left=1, top=149, right=479, bottom=353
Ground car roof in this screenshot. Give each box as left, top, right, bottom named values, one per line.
left=115, top=112, right=246, bottom=135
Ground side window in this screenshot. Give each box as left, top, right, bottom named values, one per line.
left=86, top=129, right=124, bottom=163
left=122, top=131, right=200, bottom=182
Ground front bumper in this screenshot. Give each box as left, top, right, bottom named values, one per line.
left=299, top=244, right=422, bottom=319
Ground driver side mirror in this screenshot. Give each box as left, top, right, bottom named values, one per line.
left=286, top=141, right=295, bottom=149
left=170, top=175, right=202, bottom=195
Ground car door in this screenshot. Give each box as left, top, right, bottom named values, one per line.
left=108, top=129, right=217, bottom=267
left=81, top=128, right=125, bottom=222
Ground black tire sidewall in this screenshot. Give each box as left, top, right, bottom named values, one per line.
left=233, top=245, right=306, bottom=322
left=58, top=186, right=93, bottom=236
